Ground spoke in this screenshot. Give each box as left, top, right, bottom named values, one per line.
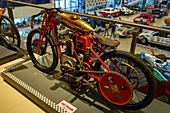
left=47, top=53, right=53, bottom=59
left=134, top=90, right=146, bottom=97
left=130, top=99, right=136, bottom=104
left=134, top=90, right=142, bottom=102
left=134, top=90, right=145, bottom=100
left=140, top=76, right=147, bottom=80
left=41, top=56, right=46, bottom=66
left=138, top=83, right=148, bottom=86
left=44, top=56, right=51, bottom=67
left=139, top=81, right=148, bottom=84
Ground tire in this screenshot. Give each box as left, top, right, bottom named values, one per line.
left=165, top=46, right=170, bottom=51
left=94, top=50, right=156, bottom=110
left=153, top=17, right=157, bottom=22
left=117, top=12, right=119, bottom=16
left=141, top=37, right=148, bottom=45
left=27, top=29, right=58, bottom=73
left=148, top=22, right=151, bottom=25
left=126, top=31, right=130, bottom=38
left=0, top=16, right=20, bottom=49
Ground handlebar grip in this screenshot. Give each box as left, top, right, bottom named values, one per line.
left=32, top=11, right=44, bottom=19
left=31, top=19, right=34, bottom=29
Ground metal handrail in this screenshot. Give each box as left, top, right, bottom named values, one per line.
left=3, top=0, right=170, bottom=34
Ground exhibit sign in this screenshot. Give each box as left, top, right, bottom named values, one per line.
left=58, top=100, right=77, bottom=113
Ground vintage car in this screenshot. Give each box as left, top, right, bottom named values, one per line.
left=127, top=1, right=147, bottom=12
left=147, top=5, right=155, bottom=13
left=140, top=51, right=170, bottom=81
left=133, top=13, right=155, bottom=25
left=115, top=7, right=136, bottom=15
left=99, top=8, right=120, bottom=16
left=164, top=18, right=170, bottom=25
left=139, top=51, right=170, bottom=100
left=149, top=8, right=165, bottom=18
left=139, top=31, right=170, bottom=48
left=115, top=25, right=134, bottom=38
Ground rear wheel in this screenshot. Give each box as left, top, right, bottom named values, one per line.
left=0, top=16, right=20, bottom=50
left=141, top=37, right=148, bottom=45
left=27, top=29, right=58, bottom=73
left=95, top=51, right=156, bottom=110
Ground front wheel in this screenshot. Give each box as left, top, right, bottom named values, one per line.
left=0, top=16, right=20, bottom=50
left=94, top=51, right=156, bottom=110
left=27, top=29, right=58, bottom=73
left=141, top=37, right=148, bottom=45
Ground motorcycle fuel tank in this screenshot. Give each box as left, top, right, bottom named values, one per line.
left=57, top=13, right=94, bottom=32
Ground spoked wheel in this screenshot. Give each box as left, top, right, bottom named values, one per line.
left=95, top=50, right=156, bottom=110
left=0, top=16, right=20, bottom=49
left=27, top=29, right=58, bottom=73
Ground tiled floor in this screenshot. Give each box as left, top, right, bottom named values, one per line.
left=0, top=58, right=46, bottom=113
left=0, top=12, right=170, bottom=113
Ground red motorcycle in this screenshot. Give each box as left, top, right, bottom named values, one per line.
left=0, top=7, right=20, bottom=49
left=27, top=8, right=156, bottom=110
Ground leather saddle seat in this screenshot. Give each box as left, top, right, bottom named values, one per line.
left=93, top=32, right=120, bottom=47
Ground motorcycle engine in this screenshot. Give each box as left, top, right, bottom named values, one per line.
left=62, top=54, right=77, bottom=68
left=61, top=54, right=84, bottom=73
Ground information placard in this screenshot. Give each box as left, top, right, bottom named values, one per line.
left=58, top=100, right=77, bottom=113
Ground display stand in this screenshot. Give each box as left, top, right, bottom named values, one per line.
left=0, top=45, right=24, bottom=65
left=2, top=58, right=170, bottom=113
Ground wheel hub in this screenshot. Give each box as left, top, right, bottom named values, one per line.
left=110, top=84, right=119, bottom=93
left=99, top=72, right=133, bottom=105
left=32, top=39, right=39, bottom=46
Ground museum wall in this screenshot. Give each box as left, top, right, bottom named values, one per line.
left=3, top=1, right=53, bottom=19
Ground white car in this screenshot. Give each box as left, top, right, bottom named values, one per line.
left=139, top=31, right=170, bottom=47
left=115, top=25, right=135, bottom=37
left=99, top=8, right=120, bottom=16
left=115, top=7, right=135, bottom=15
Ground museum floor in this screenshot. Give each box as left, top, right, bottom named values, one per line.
left=0, top=13, right=170, bottom=113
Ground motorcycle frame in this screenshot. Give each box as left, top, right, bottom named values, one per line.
left=37, top=11, right=124, bottom=81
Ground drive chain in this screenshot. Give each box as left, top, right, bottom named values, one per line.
left=61, top=64, right=117, bottom=74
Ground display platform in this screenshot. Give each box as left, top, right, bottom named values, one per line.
left=0, top=45, right=24, bottom=65
left=2, top=59, right=170, bottom=113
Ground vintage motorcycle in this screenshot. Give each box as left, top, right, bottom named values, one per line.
left=27, top=8, right=156, bottom=110
left=0, top=6, right=20, bottom=49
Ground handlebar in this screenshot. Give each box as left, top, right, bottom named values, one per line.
left=31, top=11, right=44, bottom=29
left=31, top=8, right=61, bottom=28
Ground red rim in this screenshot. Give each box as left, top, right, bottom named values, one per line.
left=99, top=72, right=133, bottom=105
